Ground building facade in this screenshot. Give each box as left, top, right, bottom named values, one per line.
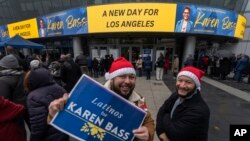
left=0, top=0, right=248, bottom=67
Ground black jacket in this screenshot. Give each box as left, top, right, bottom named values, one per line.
left=156, top=91, right=210, bottom=141
left=61, top=60, right=81, bottom=92
left=27, top=68, right=68, bottom=141
left=0, top=74, right=26, bottom=105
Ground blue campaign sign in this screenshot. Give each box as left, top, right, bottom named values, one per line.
left=0, top=25, right=10, bottom=42
left=50, top=75, right=146, bottom=141
left=175, top=3, right=238, bottom=37
left=37, top=7, right=87, bottom=37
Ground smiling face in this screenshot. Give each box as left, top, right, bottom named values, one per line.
left=183, top=8, right=190, bottom=21
left=176, top=75, right=196, bottom=97
left=110, top=74, right=136, bottom=99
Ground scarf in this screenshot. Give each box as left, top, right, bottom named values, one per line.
left=0, top=69, right=23, bottom=77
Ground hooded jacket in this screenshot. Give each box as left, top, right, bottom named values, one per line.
left=104, top=80, right=155, bottom=141
left=0, top=96, right=26, bottom=141
left=0, top=54, right=25, bottom=105
left=27, top=68, right=68, bottom=141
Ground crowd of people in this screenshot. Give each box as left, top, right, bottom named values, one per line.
left=75, top=53, right=114, bottom=78
left=186, top=54, right=250, bottom=83
left=0, top=45, right=217, bottom=141
left=0, top=46, right=83, bottom=141
left=134, top=53, right=179, bottom=80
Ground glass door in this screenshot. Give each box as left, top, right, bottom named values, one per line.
left=100, top=46, right=107, bottom=58
left=155, top=46, right=165, bottom=62
left=154, top=44, right=175, bottom=70
left=131, top=46, right=141, bottom=66
left=90, top=45, right=108, bottom=59
left=120, top=45, right=141, bottom=63
left=143, top=45, right=153, bottom=61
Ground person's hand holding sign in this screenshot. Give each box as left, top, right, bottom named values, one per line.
left=133, top=126, right=149, bottom=141
left=48, top=93, right=68, bottom=120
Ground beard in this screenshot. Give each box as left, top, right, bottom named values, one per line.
left=111, top=82, right=134, bottom=100
left=176, top=87, right=197, bottom=98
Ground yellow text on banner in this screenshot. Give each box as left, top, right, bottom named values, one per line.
left=87, top=3, right=177, bottom=33
left=234, top=14, right=247, bottom=39
left=7, top=18, right=39, bottom=39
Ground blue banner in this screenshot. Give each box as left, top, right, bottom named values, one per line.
left=51, top=75, right=146, bottom=141
left=0, top=25, right=10, bottom=42
left=175, top=4, right=238, bottom=37
left=37, top=7, right=88, bottom=37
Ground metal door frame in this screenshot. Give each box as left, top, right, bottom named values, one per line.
left=119, top=44, right=142, bottom=62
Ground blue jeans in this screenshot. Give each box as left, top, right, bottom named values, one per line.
left=234, top=70, right=243, bottom=82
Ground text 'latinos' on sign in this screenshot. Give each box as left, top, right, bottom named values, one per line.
left=102, top=8, right=158, bottom=28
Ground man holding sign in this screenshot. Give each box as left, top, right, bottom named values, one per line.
left=48, top=57, right=155, bottom=141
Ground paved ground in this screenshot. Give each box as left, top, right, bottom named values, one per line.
left=208, top=75, right=250, bottom=93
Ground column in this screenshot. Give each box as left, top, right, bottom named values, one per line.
left=73, top=37, right=82, bottom=59
left=182, top=36, right=196, bottom=67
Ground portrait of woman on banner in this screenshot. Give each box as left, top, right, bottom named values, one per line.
left=175, top=6, right=194, bottom=32
left=38, top=18, right=47, bottom=37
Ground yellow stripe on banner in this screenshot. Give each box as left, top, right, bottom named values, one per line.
left=7, top=18, right=39, bottom=39
left=87, top=3, right=177, bottom=33
left=234, top=14, right=247, bottom=39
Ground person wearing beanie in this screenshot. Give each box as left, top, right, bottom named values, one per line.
left=156, top=66, right=210, bottom=141
left=47, top=57, right=155, bottom=141
left=30, top=59, right=40, bottom=69
left=0, top=54, right=20, bottom=69
left=0, top=54, right=26, bottom=105
left=6, top=46, right=27, bottom=71
left=0, top=55, right=27, bottom=140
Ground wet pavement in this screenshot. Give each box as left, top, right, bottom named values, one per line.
left=208, top=75, right=250, bottom=93
left=163, top=73, right=250, bottom=141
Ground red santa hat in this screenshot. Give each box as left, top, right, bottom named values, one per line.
left=105, top=57, right=136, bottom=80
left=177, top=66, right=205, bottom=90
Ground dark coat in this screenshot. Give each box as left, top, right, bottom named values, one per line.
left=75, top=54, right=87, bottom=66
left=0, top=74, right=26, bottom=105
left=144, top=57, right=152, bottom=71
left=184, top=57, right=194, bottom=67
left=235, top=57, right=248, bottom=71
left=27, top=68, right=69, bottom=141
left=61, top=60, right=81, bottom=92
left=156, top=55, right=164, bottom=68
left=220, top=57, right=231, bottom=75
left=156, top=91, right=210, bottom=141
